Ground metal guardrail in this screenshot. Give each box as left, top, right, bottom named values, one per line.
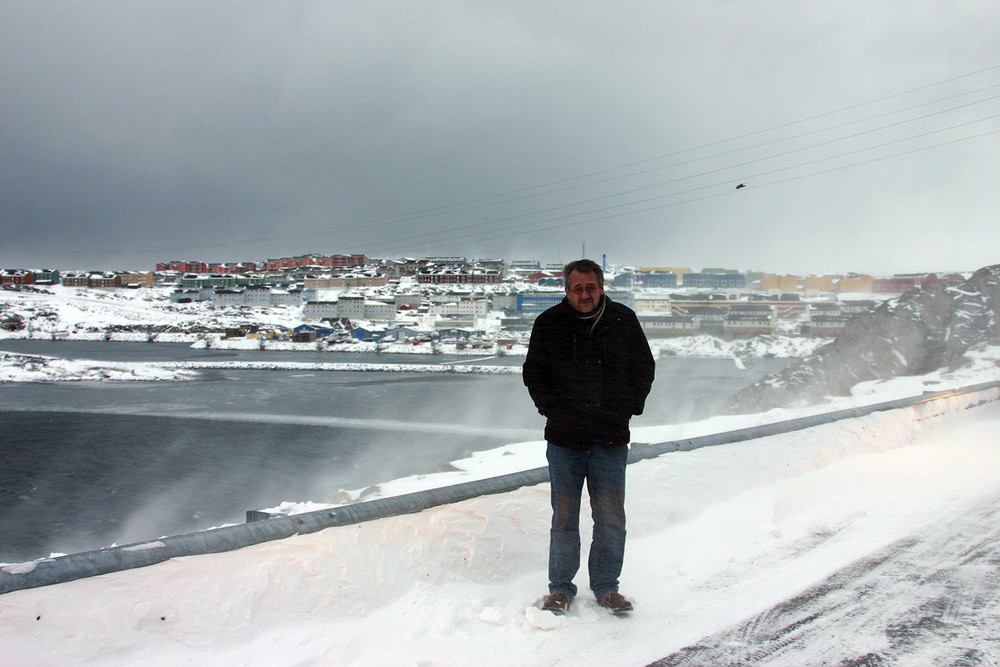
left=627, top=380, right=999, bottom=463
left=2, top=380, right=997, bottom=595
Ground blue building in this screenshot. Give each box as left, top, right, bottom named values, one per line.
left=615, top=271, right=678, bottom=289
left=642, top=272, right=678, bottom=288
left=517, top=291, right=564, bottom=314
left=517, top=289, right=636, bottom=314
left=682, top=272, right=747, bottom=289
left=293, top=324, right=337, bottom=339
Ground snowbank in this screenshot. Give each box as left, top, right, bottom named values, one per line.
left=648, top=333, right=826, bottom=359
left=0, top=352, right=198, bottom=383
left=0, top=336, right=829, bottom=383
left=0, top=285, right=302, bottom=337
left=0, top=351, right=521, bottom=383
left=0, top=337, right=827, bottom=383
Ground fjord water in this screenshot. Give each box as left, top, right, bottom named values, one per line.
left=0, top=341, right=790, bottom=562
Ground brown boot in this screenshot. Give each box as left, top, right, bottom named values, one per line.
left=597, top=591, right=633, bottom=614
left=541, top=591, right=572, bottom=615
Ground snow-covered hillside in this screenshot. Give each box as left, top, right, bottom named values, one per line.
left=0, top=286, right=830, bottom=383
left=0, top=285, right=303, bottom=336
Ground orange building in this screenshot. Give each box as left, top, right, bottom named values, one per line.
left=835, top=275, right=875, bottom=294
left=803, top=275, right=834, bottom=293
left=759, top=274, right=800, bottom=293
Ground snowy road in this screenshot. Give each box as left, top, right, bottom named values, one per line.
left=650, top=491, right=1000, bottom=666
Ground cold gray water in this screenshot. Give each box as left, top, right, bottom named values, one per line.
left=0, top=340, right=791, bottom=563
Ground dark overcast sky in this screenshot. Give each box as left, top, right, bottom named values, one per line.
left=2, top=1, right=998, bottom=274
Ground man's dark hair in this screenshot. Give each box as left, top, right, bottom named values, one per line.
left=564, top=259, right=604, bottom=286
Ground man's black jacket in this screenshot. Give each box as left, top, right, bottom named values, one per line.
left=522, top=296, right=655, bottom=449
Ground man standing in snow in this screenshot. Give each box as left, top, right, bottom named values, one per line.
left=522, top=259, right=655, bottom=615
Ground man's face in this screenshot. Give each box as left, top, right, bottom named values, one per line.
left=565, top=270, right=604, bottom=313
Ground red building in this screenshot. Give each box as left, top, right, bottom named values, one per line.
left=266, top=255, right=323, bottom=270
left=331, top=254, right=368, bottom=268
left=920, top=273, right=964, bottom=291
left=208, top=262, right=261, bottom=274
left=156, top=260, right=209, bottom=274
left=871, top=276, right=917, bottom=294
left=266, top=254, right=369, bottom=271
left=417, top=268, right=502, bottom=284
left=0, top=270, right=35, bottom=285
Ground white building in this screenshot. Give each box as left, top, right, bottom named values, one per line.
left=395, top=293, right=422, bottom=310
left=243, top=286, right=273, bottom=305
left=303, top=295, right=396, bottom=321
left=269, top=289, right=303, bottom=305
left=335, top=295, right=366, bottom=320
left=428, top=297, right=489, bottom=319
left=639, top=315, right=697, bottom=337
left=362, top=300, right=395, bottom=320
left=212, top=289, right=244, bottom=306
left=302, top=301, right=339, bottom=320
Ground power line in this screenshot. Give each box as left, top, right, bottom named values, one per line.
left=75, top=64, right=1000, bottom=261
left=354, top=109, right=1000, bottom=255
left=361, top=63, right=1000, bottom=223
left=269, top=75, right=1000, bottom=244
left=413, top=127, right=1000, bottom=258
left=363, top=123, right=1000, bottom=256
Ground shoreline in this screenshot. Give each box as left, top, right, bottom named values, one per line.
left=0, top=328, right=830, bottom=358
left=0, top=330, right=831, bottom=383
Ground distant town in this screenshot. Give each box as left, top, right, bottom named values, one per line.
left=0, top=253, right=966, bottom=342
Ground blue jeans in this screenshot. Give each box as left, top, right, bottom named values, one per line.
left=546, top=442, right=628, bottom=599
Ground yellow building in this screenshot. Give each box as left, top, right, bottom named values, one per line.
left=759, top=274, right=801, bottom=293
left=118, top=271, right=154, bottom=287
left=803, top=275, right=834, bottom=293
left=835, top=275, right=875, bottom=293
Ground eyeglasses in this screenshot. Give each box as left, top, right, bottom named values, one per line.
left=569, top=285, right=601, bottom=295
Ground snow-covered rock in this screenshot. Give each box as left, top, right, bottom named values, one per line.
left=726, top=264, right=1000, bottom=412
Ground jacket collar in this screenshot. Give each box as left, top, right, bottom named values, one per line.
left=560, top=295, right=616, bottom=333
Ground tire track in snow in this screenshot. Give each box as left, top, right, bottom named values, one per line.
left=649, top=491, right=1000, bottom=666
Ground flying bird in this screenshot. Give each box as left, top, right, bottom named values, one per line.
left=736, top=183, right=747, bottom=189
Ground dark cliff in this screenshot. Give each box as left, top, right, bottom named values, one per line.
left=725, top=264, right=1000, bottom=413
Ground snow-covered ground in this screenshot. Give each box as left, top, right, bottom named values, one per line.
left=0, top=351, right=202, bottom=383
left=1, top=350, right=998, bottom=665
left=1, top=285, right=831, bottom=382
left=0, top=285, right=304, bottom=335
left=3, top=285, right=998, bottom=664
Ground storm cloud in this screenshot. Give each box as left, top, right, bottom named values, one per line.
left=2, top=1, right=998, bottom=274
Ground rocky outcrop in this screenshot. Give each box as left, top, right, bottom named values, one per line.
left=725, top=264, right=1000, bottom=413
